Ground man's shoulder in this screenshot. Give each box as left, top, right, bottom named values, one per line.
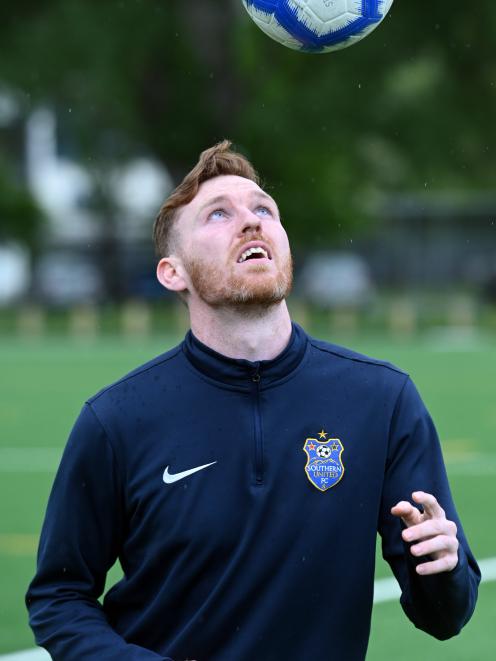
left=306, top=333, right=408, bottom=380
left=87, top=341, right=184, bottom=407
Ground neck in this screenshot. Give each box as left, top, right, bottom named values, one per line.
left=188, top=300, right=293, bottom=361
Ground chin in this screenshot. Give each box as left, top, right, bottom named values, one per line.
left=218, top=270, right=293, bottom=307
left=228, top=286, right=287, bottom=307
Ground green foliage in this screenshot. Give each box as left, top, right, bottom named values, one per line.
left=0, top=159, right=43, bottom=247
left=233, top=1, right=496, bottom=242
left=0, top=0, right=494, bottom=247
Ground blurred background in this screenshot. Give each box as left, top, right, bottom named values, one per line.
left=0, top=1, right=495, bottom=659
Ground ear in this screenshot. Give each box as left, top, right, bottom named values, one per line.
left=156, top=256, right=189, bottom=294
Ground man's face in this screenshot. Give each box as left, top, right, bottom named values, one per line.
left=173, top=175, right=293, bottom=308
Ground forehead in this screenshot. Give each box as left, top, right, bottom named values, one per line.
left=190, top=175, right=272, bottom=211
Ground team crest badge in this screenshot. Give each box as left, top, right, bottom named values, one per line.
left=303, top=430, right=344, bottom=492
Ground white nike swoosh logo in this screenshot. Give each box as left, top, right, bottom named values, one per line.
left=162, top=461, right=217, bottom=484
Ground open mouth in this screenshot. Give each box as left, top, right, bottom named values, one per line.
left=237, top=245, right=271, bottom=263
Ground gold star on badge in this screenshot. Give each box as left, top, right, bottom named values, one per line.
left=318, top=429, right=327, bottom=439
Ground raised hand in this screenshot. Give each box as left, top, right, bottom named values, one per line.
left=391, top=491, right=459, bottom=575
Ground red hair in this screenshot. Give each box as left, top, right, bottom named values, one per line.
left=153, top=140, right=260, bottom=257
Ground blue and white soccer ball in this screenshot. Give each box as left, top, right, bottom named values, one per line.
left=241, top=1, right=394, bottom=53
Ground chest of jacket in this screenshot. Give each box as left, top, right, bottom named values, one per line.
left=113, top=367, right=393, bottom=566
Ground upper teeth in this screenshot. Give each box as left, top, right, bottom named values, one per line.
left=238, top=247, right=269, bottom=263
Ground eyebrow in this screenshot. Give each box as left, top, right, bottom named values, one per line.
left=198, top=191, right=277, bottom=214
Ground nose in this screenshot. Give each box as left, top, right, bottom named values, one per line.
left=239, top=207, right=262, bottom=235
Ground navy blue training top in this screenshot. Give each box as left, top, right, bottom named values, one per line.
left=26, top=324, right=480, bottom=660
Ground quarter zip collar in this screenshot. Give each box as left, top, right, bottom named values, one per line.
left=182, top=322, right=308, bottom=388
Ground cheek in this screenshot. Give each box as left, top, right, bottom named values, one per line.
left=273, top=228, right=291, bottom=255
left=185, top=236, right=232, bottom=271
left=193, top=228, right=230, bottom=253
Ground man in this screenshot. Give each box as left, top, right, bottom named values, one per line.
left=27, top=141, right=480, bottom=660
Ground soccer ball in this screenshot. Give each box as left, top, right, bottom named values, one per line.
left=316, top=445, right=332, bottom=458
left=241, top=0, right=394, bottom=53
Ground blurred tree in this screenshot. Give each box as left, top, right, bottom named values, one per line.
left=234, top=0, right=496, bottom=243
left=0, top=0, right=494, bottom=249
left=0, top=158, right=42, bottom=249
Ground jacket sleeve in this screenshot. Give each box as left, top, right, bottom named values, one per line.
left=26, top=403, right=173, bottom=661
left=378, top=376, right=480, bottom=640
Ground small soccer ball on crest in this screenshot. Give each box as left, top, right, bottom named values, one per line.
left=241, top=0, right=394, bottom=53
left=316, top=445, right=332, bottom=458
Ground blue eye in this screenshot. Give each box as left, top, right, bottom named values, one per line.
left=255, top=206, right=272, bottom=217
left=209, top=209, right=228, bottom=221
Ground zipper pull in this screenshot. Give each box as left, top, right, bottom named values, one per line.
left=251, top=371, right=260, bottom=383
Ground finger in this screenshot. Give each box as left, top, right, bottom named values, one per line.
left=402, top=518, right=457, bottom=543
left=391, top=500, right=423, bottom=528
left=410, top=534, right=459, bottom=559
left=415, top=554, right=459, bottom=575
left=412, top=491, right=445, bottom=519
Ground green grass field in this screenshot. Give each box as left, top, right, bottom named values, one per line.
left=1, top=332, right=495, bottom=659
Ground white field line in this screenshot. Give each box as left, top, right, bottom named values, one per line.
left=2, top=447, right=496, bottom=475
left=372, top=556, right=496, bottom=604
left=1, top=559, right=495, bottom=661
left=0, top=651, right=50, bottom=660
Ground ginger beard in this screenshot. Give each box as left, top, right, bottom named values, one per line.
left=182, top=241, right=293, bottom=309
